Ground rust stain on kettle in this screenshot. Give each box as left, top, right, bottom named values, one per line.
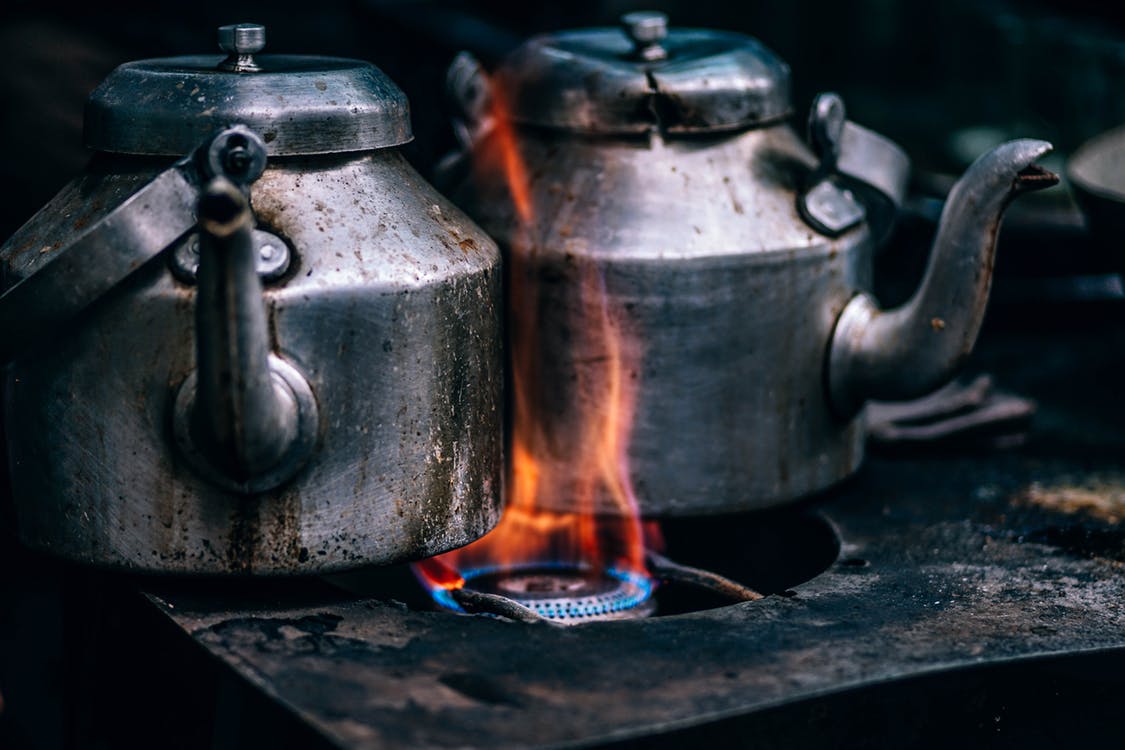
left=227, top=501, right=262, bottom=574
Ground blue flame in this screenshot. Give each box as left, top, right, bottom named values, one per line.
left=431, top=562, right=654, bottom=620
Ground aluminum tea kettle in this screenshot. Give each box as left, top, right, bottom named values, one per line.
left=0, top=24, right=503, bottom=573
left=446, top=12, right=1057, bottom=516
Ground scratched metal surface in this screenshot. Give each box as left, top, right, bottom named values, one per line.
left=147, top=310, right=1125, bottom=748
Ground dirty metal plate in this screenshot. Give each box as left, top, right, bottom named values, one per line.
left=146, top=317, right=1125, bottom=749
left=147, top=463, right=1125, bottom=749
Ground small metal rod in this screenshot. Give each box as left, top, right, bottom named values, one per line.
left=645, top=550, right=764, bottom=602
left=451, top=588, right=555, bottom=625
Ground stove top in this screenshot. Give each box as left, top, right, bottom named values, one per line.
left=142, top=305, right=1125, bottom=749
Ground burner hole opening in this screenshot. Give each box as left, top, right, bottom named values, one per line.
left=325, top=511, right=841, bottom=622
left=651, top=510, right=840, bottom=616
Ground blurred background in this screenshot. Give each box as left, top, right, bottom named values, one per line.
left=3, top=0, right=1125, bottom=747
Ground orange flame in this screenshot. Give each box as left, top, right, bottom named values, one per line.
left=488, top=85, right=533, bottom=226
left=415, top=77, right=649, bottom=595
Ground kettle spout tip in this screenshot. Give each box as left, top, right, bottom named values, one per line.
left=985, top=139, right=1058, bottom=193
left=1000, top=139, right=1059, bottom=193
left=1015, top=164, right=1060, bottom=193
left=1010, top=138, right=1053, bottom=159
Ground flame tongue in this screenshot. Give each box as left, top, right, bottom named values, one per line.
left=413, top=77, right=653, bottom=619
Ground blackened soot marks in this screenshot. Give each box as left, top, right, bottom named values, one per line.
left=1022, top=523, right=1125, bottom=563
left=204, top=612, right=344, bottom=644
left=438, top=673, right=524, bottom=707
left=227, top=500, right=261, bottom=573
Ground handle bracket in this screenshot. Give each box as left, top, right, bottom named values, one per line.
left=798, top=93, right=910, bottom=245
left=0, top=125, right=267, bottom=364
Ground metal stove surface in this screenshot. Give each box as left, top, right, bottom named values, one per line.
left=146, top=307, right=1125, bottom=749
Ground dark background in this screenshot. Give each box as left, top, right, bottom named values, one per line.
left=3, top=1, right=1125, bottom=747
left=5, top=0, right=1125, bottom=239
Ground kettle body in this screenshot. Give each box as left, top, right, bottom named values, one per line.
left=463, top=125, right=867, bottom=514
left=0, top=26, right=503, bottom=573
left=451, top=13, right=1054, bottom=516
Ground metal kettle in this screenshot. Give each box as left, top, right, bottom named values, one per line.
left=0, top=24, right=503, bottom=573
left=446, top=12, right=1057, bottom=516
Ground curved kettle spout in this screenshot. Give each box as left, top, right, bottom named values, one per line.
left=193, top=179, right=298, bottom=478
left=828, top=139, right=1057, bottom=418
left=176, top=178, right=318, bottom=492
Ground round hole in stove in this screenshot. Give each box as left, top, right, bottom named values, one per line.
left=650, top=509, right=841, bottom=616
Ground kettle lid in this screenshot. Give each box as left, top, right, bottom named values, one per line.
left=84, top=23, right=412, bottom=156
left=495, top=11, right=791, bottom=136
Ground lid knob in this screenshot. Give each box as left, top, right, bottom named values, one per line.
left=621, top=11, right=668, bottom=61
left=218, top=23, right=265, bottom=72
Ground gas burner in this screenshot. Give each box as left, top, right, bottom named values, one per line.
left=401, top=512, right=837, bottom=622
left=437, top=565, right=656, bottom=623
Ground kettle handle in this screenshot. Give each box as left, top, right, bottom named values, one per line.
left=0, top=126, right=266, bottom=364
left=434, top=52, right=493, bottom=191
left=836, top=120, right=910, bottom=246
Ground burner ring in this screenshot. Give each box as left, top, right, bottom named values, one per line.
left=436, top=564, right=656, bottom=623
